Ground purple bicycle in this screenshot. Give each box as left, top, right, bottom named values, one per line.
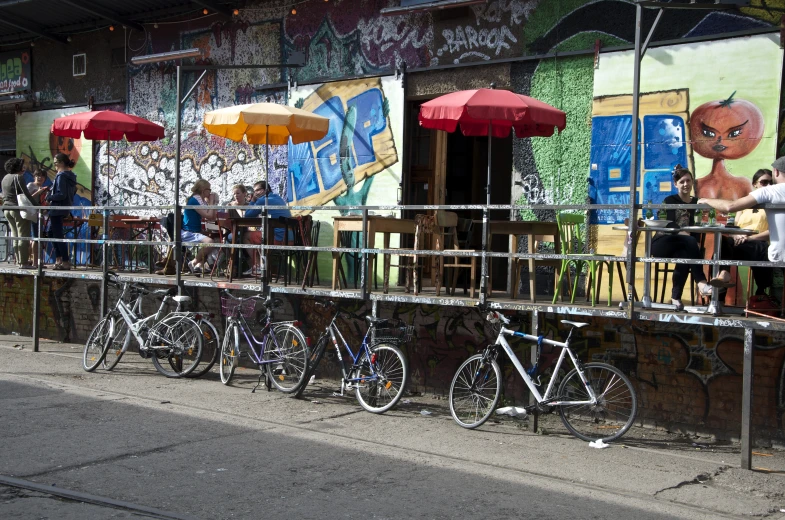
left=218, top=290, right=309, bottom=392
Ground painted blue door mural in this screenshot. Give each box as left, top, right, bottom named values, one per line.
left=589, top=114, right=687, bottom=224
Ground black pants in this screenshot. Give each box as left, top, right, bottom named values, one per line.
left=651, top=234, right=707, bottom=299
left=49, top=215, right=69, bottom=261
left=720, top=237, right=771, bottom=294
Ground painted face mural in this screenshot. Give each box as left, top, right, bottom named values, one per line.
left=690, top=91, right=764, bottom=161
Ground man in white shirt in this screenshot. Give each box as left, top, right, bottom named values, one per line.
left=698, top=157, right=785, bottom=294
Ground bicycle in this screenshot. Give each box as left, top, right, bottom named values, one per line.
left=83, top=278, right=203, bottom=378
left=97, top=279, right=220, bottom=378
left=218, top=290, right=309, bottom=392
left=293, top=301, right=412, bottom=414
left=448, top=311, right=637, bottom=442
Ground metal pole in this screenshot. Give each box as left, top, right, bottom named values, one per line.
left=626, top=3, right=643, bottom=319
left=32, top=213, right=42, bottom=352
left=261, top=125, right=269, bottom=293
left=100, top=209, right=109, bottom=316
left=479, top=121, right=492, bottom=304
left=174, top=65, right=183, bottom=293
left=361, top=207, right=368, bottom=300
left=740, top=326, right=754, bottom=470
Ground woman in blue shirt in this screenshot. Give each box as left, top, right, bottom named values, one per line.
left=183, top=179, right=217, bottom=274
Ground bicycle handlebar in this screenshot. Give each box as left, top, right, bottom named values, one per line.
left=221, top=289, right=281, bottom=309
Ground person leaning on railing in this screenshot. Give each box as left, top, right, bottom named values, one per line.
left=700, top=157, right=785, bottom=300
left=709, top=168, right=773, bottom=297
left=0, top=157, right=37, bottom=269
left=651, top=165, right=713, bottom=311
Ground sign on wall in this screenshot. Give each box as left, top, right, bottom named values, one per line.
left=0, top=49, right=30, bottom=96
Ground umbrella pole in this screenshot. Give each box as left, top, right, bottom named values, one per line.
left=100, top=133, right=109, bottom=317
left=479, top=122, right=492, bottom=304
left=261, top=125, right=269, bottom=292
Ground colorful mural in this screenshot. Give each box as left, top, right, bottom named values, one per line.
left=589, top=34, right=782, bottom=226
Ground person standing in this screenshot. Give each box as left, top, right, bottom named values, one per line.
left=651, top=165, right=713, bottom=311
left=46, top=153, right=78, bottom=270
left=1, top=158, right=37, bottom=269
left=27, top=168, right=50, bottom=267
left=699, top=156, right=785, bottom=273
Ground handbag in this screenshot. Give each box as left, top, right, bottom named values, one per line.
left=15, top=176, right=38, bottom=222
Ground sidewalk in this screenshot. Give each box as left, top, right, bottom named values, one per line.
left=1, top=334, right=784, bottom=519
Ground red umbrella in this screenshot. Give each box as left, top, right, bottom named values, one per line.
left=418, top=86, right=567, bottom=300
left=51, top=111, right=165, bottom=204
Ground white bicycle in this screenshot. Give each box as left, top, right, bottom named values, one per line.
left=83, top=277, right=203, bottom=378
left=449, top=311, right=637, bottom=442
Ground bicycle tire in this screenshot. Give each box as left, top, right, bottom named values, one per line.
left=557, top=362, right=637, bottom=442
left=354, top=342, right=408, bottom=414
left=182, top=318, right=220, bottom=378
left=102, top=315, right=129, bottom=371
left=149, top=315, right=203, bottom=378
left=83, top=317, right=112, bottom=372
left=293, top=336, right=328, bottom=399
left=219, top=322, right=240, bottom=385
left=448, top=354, right=502, bottom=429
left=263, top=324, right=309, bottom=393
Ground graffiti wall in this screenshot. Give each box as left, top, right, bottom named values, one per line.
left=589, top=34, right=782, bottom=225
left=16, top=106, right=93, bottom=203
left=288, top=75, right=403, bottom=279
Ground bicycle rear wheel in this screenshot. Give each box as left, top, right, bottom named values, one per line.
left=149, top=315, right=203, bottom=377
left=557, top=362, right=637, bottom=442
left=263, top=324, right=309, bottom=393
left=183, top=318, right=220, bottom=378
left=448, top=354, right=501, bottom=429
left=354, top=343, right=408, bottom=414
left=83, top=317, right=112, bottom=372
left=219, top=322, right=240, bottom=385
left=293, top=336, right=328, bottom=399
left=102, top=315, right=129, bottom=371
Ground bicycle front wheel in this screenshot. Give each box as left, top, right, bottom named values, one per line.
left=102, top=316, right=129, bottom=371
left=184, top=318, right=220, bottom=378
left=354, top=343, right=408, bottom=414
left=557, top=362, right=637, bottom=442
left=149, top=316, right=203, bottom=378
left=83, top=317, right=112, bottom=372
left=293, top=336, right=328, bottom=399
left=219, top=322, right=240, bottom=385
left=263, top=324, right=309, bottom=393
left=448, top=354, right=501, bottom=429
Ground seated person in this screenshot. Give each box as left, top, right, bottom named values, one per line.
left=711, top=168, right=773, bottom=295
left=243, top=181, right=291, bottom=276
left=182, top=179, right=218, bottom=274
left=651, top=166, right=713, bottom=311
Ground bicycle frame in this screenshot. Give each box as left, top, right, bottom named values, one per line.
left=227, top=306, right=297, bottom=366
left=319, top=312, right=377, bottom=385
left=495, top=327, right=597, bottom=407
left=112, top=284, right=177, bottom=352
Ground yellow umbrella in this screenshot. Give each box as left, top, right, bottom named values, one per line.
left=203, top=102, right=329, bottom=145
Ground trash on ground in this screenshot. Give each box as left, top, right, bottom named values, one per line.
left=420, top=410, right=432, bottom=416
left=588, top=439, right=610, bottom=449
left=311, top=400, right=320, bottom=404
left=308, top=375, right=315, bottom=385
left=495, top=406, right=527, bottom=417
left=401, top=399, right=411, bottom=404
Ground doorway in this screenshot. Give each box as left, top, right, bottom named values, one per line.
left=405, top=100, right=513, bottom=291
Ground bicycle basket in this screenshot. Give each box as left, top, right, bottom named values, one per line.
left=221, top=296, right=256, bottom=318
left=371, top=319, right=415, bottom=344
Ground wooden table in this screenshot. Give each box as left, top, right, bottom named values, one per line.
left=476, top=220, right=560, bottom=301
left=331, top=215, right=417, bottom=291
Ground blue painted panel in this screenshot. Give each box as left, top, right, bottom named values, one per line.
left=346, top=88, right=387, bottom=166
left=643, top=115, right=687, bottom=174
left=589, top=115, right=640, bottom=224
left=642, top=169, right=677, bottom=205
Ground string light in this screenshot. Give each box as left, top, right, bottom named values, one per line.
left=233, top=8, right=239, bottom=15
left=291, top=8, right=296, bottom=15
left=202, top=8, right=209, bottom=15
left=109, top=25, right=114, bottom=31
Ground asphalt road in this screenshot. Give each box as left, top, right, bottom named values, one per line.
left=1, top=336, right=783, bottom=520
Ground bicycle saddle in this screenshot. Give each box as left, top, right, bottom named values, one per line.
left=561, top=320, right=589, bottom=328
left=172, top=295, right=192, bottom=303
left=366, top=316, right=389, bottom=326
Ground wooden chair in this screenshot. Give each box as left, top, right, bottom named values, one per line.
left=511, top=229, right=560, bottom=302
left=439, top=212, right=477, bottom=298
left=383, top=213, right=436, bottom=295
